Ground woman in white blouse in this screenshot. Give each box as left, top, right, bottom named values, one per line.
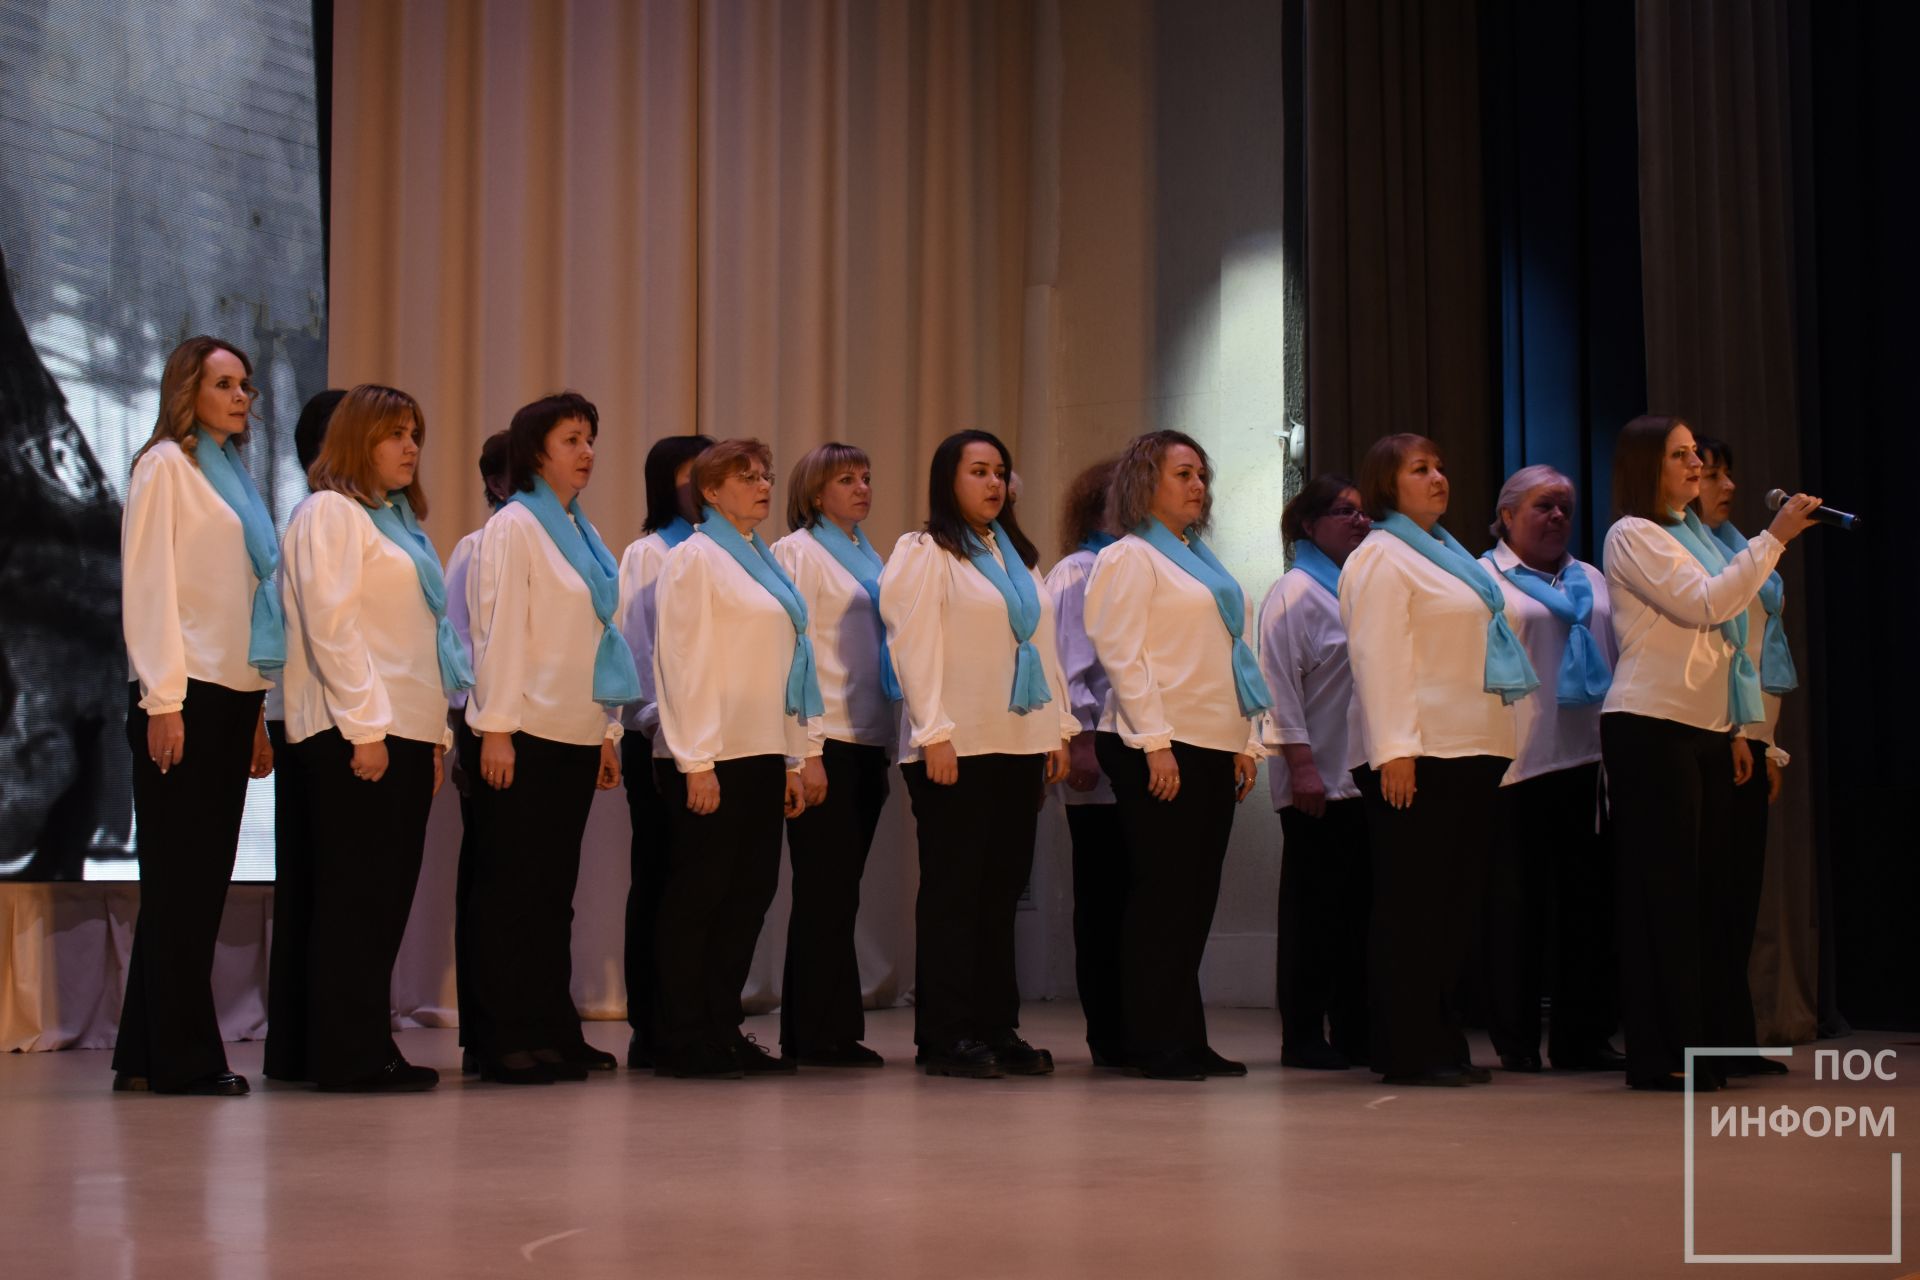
left=464, top=393, right=631, bottom=1085
left=1259, top=473, right=1371, bottom=1072
left=1691, top=434, right=1796, bottom=1079
left=614, top=433, right=712, bottom=1071
left=652, top=438, right=819, bottom=1078
left=441, top=429, right=508, bottom=1074
left=115, top=336, right=277, bottom=1096
left=1479, top=465, right=1622, bottom=1075
left=769, top=443, right=898, bottom=1068
left=879, top=430, right=1075, bottom=1079
left=1084, top=432, right=1266, bottom=1081
left=1600, top=415, right=1819, bottom=1091
left=1342, top=433, right=1539, bottom=1087
left=280, top=384, right=461, bottom=1092
left=1042, top=457, right=1126, bottom=1068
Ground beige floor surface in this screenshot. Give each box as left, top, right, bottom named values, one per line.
left=2, top=1004, right=1914, bottom=1279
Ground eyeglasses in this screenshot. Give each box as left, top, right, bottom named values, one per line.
left=733, top=470, right=776, bottom=487
left=1324, top=504, right=1369, bottom=523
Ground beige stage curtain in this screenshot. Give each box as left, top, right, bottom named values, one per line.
left=330, top=0, right=1047, bottom=1022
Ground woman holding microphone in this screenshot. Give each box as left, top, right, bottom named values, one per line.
left=652, top=439, right=820, bottom=1079
left=770, top=443, right=898, bottom=1068
left=280, top=384, right=466, bottom=1092
left=880, top=430, right=1075, bottom=1080
left=1084, top=430, right=1267, bottom=1081
left=115, top=336, right=278, bottom=1096
left=1601, top=415, right=1819, bottom=1091
left=464, top=392, right=631, bottom=1085
left=1259, top=474, right=1371, bottom=1071
left=1343, top=434, right=1539, bottom=1087
left=1480, top=465, right=1622, bottom=1073
left=615, top=433, right=713, bottom=1070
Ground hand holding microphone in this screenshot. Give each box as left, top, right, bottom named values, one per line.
left=1763, top=490, right=1827, bottom=543
left=1766, top=487, right=1861, bottom=533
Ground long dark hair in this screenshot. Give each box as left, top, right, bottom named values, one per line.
left=1280, top=472, right=1357, bottom=548
left=1612, top=413, right=1688, bottom=524
left=925, top=429, right=1037, bottom=567
left=643, top=433, right=714, bottom=532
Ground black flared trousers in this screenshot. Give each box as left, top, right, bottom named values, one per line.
left=263, top=717, right=314, bottom=1080
left=1066, top=801, right=1127, bottom=1056
left=1276, top=796, right=1371, bottom=1059
left=114, top=680, right=263, bottom=1088
left=622, top=733, right=672, bottom=1049
left=780, top=739, right=891, bottom=1052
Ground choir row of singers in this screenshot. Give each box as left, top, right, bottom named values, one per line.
left=107, top=335, right=1825, bottom=1096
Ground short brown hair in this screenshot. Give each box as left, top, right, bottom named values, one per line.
left=1058, top=457, right=1121, bottom=555
left=1612, top=414, right=1689, bottom=524
left=786, top=442, right=871, bottom=532
left=504, top=392, right=599, bottom=494
left=307, top=383, right=429, bottom=518
left=1108, top=430, right=1213, bottom=534
left=1357, top=433, right=1441, bottom=521
left=1280, top=473, right=1359, bottom=548
left=693, top=438, right=773, bottom=507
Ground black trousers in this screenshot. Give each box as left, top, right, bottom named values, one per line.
left=1066, top=802, right=1127, bottom=1055
left=1482, top=762, right=1618, bottom=1060
left=622, top=734, right=672, bottom=1048
left=1601, top=712, right=1744, bottom=1079
left=114, top=680, right=264, bottom=1088
left=452, top=721, right=479, bottom=1046
left=1725, top=758, right=1771, bottom=1048
left=463, top=732, right=599, bottom=1056
left=1276, top=797, right=1371, bottom=1059
left=295, top=729, right=434, bottom=1085
left=651, top=755, right=788, bottom=1053
left=780, top=739, right=891, bottom=1052
left=1354, top=753, right=1509, bottom=1077
left=263, top=719, right=314, bottom=1080
left=901, top=752, right=1043, bottom=1049
left=1096, top=735, right=1238, bottom=1059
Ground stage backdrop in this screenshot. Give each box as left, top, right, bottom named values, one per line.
left=328, top=0, right=1296, bottom=1017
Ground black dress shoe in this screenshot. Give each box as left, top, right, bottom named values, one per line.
left=318, top=1059, right=440, bottom=1093
left=987, top=1034, right=1053, bottom=1076
left=1200, top=1047, right=1247, bottom=1077
left=153, top=1072, right=250, bottom=1096
left=1088, top=1044, right=1130, bottom=1070
left=1280, top=1041, right=1350, bottom=1070
left=1628, top=1068, right=1720, bottom=1093
left=921, top=1039, right=1003, bottom=1078
left=657, top=1041, right=745, bottom=1079
left=735, top=1034, right=796, bottom=1074
left=1381, top=1068, right=1470, bottom=1087
left=461, top=1049, right=479, bottom=1076
left=1498, top=1052, right=1543, bottom=1073
left=1719, top=1054, right=1790, bottom=1077
left=561, top=1043, right=620, bottom=1072
left=112, top=1072, right=150, bottom=1092
left=1459, top=1063, right=1492, bottom=1084
left=1552, top=1044, right=1628, bottom=1072
left=1133, top=1051, right=1208, bottom=1081
left=528, top=1049, right=590, bottom=1082
left=479, top=1053, right=556, bottom=1085
left=794, top=1042, right=885, bottom=1068
left=627, top=1036, right=655, bottom=1070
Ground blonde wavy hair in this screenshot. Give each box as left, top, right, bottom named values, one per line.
left=1106, top=429, right=1214, bottom=535
left=131, top=335, right=258, bottom=468
left=306, top=384, right=431, bottom=518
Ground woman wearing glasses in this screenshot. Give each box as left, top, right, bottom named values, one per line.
left=1258, top=474, right=1371, bottom=1072
left=652, top=439, right=820, bottom=1079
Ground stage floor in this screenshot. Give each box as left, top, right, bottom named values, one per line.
left=3, top=1004, right=1913, bottom=1278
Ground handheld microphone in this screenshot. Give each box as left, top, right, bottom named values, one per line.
left=1765, top=488, right=1863, bottom=532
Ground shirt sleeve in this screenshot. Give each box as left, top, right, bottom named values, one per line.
left=1605, top=520, right=1786, bottom=628
left=878, top=533, right=956, bottom=750
left=1341, top=542, right=1423, bottom=766
left=464, top=513, right=533, bottom=736
left=121, top=452, right=189, bottom=714
left=652, top=542, right=722, bottom=772
left=1083, top=541, right=1173, bottom=753
left=285, top=495, right=393, bottom=744
left=1032, top=586, right=1083, bottom=745
left=1044, top=558, right=1102, bottom=733
left=1258, top=579, right=1312, bottom=748
left=617, top=538, right=664, bottom=737
left=1240, top=583, right=1266, bottom=759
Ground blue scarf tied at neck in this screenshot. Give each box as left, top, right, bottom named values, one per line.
left=1078, top=530, right=1118, bottom=556
left=964, top=522, right=1052, bottom=714
left=655, top=515, right=696, bottom=549
left=806, top=520, right=902, bottom=702
left=508, top=477, right=640, bottom=709
left=367, top=495, right=475, bottom=695
left=192, top=427, right=285, bottom=677
left=1481, top=551, right=1612, bottom=706
left=1290, top=541, right=1343, bottom=601
left=1664, top=509, right=1765, bottom=724
left=1374, top=511, right=1540, bottom=705
left=1706, top=520, right=1798, bottom=695
left=702, top=506, right=825, bottom=719
left=1134, top=520, right=1274, bottom=716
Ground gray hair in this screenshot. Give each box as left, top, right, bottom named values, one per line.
left=1491, top=463, right=1575, bottom=540
left=1107, top=429, right=1214, bottom=535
